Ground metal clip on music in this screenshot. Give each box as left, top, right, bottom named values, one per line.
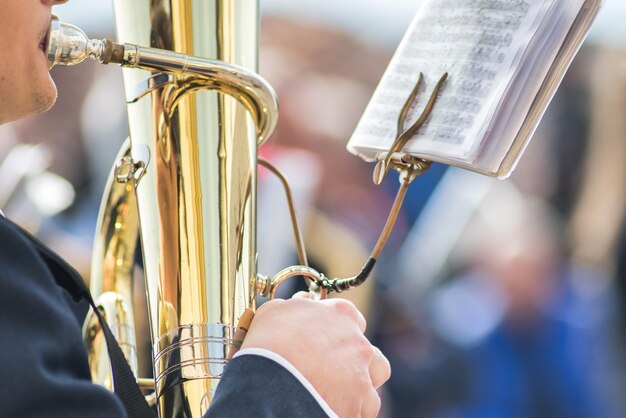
left=373, top=72, right=448, bottom=185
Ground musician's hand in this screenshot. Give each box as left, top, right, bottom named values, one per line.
left=242, top=297, right=390, bottom=418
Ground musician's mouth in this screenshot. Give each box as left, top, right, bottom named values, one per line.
left=38, top=21, right=50, bottom=56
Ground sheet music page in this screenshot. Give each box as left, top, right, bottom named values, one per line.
left=348, top=0, right=553, bottom=161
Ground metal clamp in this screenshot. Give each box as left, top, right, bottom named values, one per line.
left=373, top=72, right=448, bottom=185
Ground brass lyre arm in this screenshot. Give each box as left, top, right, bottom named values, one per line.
left=46, top=15, right=278, bottom=145
left=258, top=73, right=448, bottom=298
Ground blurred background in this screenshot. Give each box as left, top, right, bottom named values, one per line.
left=4, top=0, right=626, bottom=416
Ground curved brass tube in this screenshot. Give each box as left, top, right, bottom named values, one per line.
left=46, top=15, right=278, bottom=146
left=83, top=139, right=140, bottom=389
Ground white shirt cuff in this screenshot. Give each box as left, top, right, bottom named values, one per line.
left=233, top=347, right=339, bottom=418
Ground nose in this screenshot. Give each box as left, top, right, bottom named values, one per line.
left=43, top=0, right=70, bottom=5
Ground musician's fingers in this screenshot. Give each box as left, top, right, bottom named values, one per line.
left=323, top=298, right=367, bottom=333
left=369, top=345, right=391, bottom=389
left=360, top=388, right=382, bottom=418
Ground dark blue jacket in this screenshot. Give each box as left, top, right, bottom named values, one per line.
left=0, top=216, right=326, bottom=417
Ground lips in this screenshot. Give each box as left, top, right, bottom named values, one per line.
left=38, top=22, right=50, bottom=53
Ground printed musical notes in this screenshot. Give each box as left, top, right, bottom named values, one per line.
left=348, top=0, right=601, bottom=178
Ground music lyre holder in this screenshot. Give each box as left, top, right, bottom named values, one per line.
left=258, top=72, right=448, bottom=298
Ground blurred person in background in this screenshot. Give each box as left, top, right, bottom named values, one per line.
left=427, top=189, right=616, bottom=418
left=566, top=44, right=626, bottom=415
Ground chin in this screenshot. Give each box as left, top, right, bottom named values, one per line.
left=0, top=69, right=57, bottom=125
left=36, top=86, right=58, bottom=113
left=30, top=77, right=58, bottom=116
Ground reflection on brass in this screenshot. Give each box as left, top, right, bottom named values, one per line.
left=83, top=139, right=139, bottom=391
left=115, top=1, right=261, bottom=415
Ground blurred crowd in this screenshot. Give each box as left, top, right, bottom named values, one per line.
left=3, top=3, right=626, bottom=418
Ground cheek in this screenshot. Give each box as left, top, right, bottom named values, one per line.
left=0, top=65, right=23, bottom=115
left=0, top=7, right=26, bottom=58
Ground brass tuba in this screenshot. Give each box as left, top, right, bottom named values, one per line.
left=47, top=1, right=424, bottom=416
left=50, top=0, right=274, bottom=416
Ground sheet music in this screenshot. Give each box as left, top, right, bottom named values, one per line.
left=348, top=0, right=553, bottom=160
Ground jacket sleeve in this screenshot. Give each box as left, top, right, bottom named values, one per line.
left=206, top=355, right=330, bottom=418
left=0, top=217, right=329, bottom=418
left=0, top=219, right=127, bottom=418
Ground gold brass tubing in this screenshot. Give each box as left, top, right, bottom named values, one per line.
left=84, top=138, right=140, bottom=388
left=123, top=45, right=278, bottom=146
left=257, top=157, right=308, bottom=267
left=110, top=2, right=262, bottom=414
left=51, top=3, right=265, bottom=416
left=45, top=17, right=278, bottom=146
left=266, top=266, right=328, bottom=300
left=137, top=378, right=156, bottom=390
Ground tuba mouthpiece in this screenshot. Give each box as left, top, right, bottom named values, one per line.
left=47, top=15, right=123, bottom=69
